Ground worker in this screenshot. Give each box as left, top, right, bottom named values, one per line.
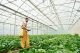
left=20, top=16, right=30, bottom=48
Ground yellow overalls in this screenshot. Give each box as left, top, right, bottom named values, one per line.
left=20, top=25, right=30, bottom=48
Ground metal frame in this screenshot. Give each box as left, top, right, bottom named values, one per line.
left=0, top=0, right=80, bottom=34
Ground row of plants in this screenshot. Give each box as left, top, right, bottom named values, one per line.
left=0, top=35, right=21, bottom=53
left=0, top=34, right=80, bottom=53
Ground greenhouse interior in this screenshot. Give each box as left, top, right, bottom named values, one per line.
left=0, top=0, right=80, bottom=53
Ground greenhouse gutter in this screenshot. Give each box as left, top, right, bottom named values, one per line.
left=0, top=3, right=57, bottom=31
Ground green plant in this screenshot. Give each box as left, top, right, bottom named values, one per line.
left=0, top=34, right=80, bottom=53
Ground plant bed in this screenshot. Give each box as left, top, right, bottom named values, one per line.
left=0, top=34, right=80, bottom=53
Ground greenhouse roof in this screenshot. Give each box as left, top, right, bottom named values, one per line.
left=0, top=0, right=80, bottom=31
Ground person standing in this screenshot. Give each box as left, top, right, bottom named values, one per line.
left=20, top=16, right=30, bottom=48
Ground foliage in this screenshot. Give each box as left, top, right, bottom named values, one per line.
left=0, top=34, right=80, bottom=53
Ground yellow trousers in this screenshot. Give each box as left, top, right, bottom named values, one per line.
left=21, top=29, right=30, bottom=48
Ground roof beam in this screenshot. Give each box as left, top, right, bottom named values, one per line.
left=55, top=2, right=74, bottom=6
left=5, top=0, right=53, bottom=27
left=69, top=0, right=76, bottom=21
left=0, top=3, right=57, bottom=31
left=50, top=0, right=64, bottom=30
left=28, top=0, right=59, bottom=29
left=68, top=0, right=76, bottom=29
left=68, top=17, right=80, bottom=30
